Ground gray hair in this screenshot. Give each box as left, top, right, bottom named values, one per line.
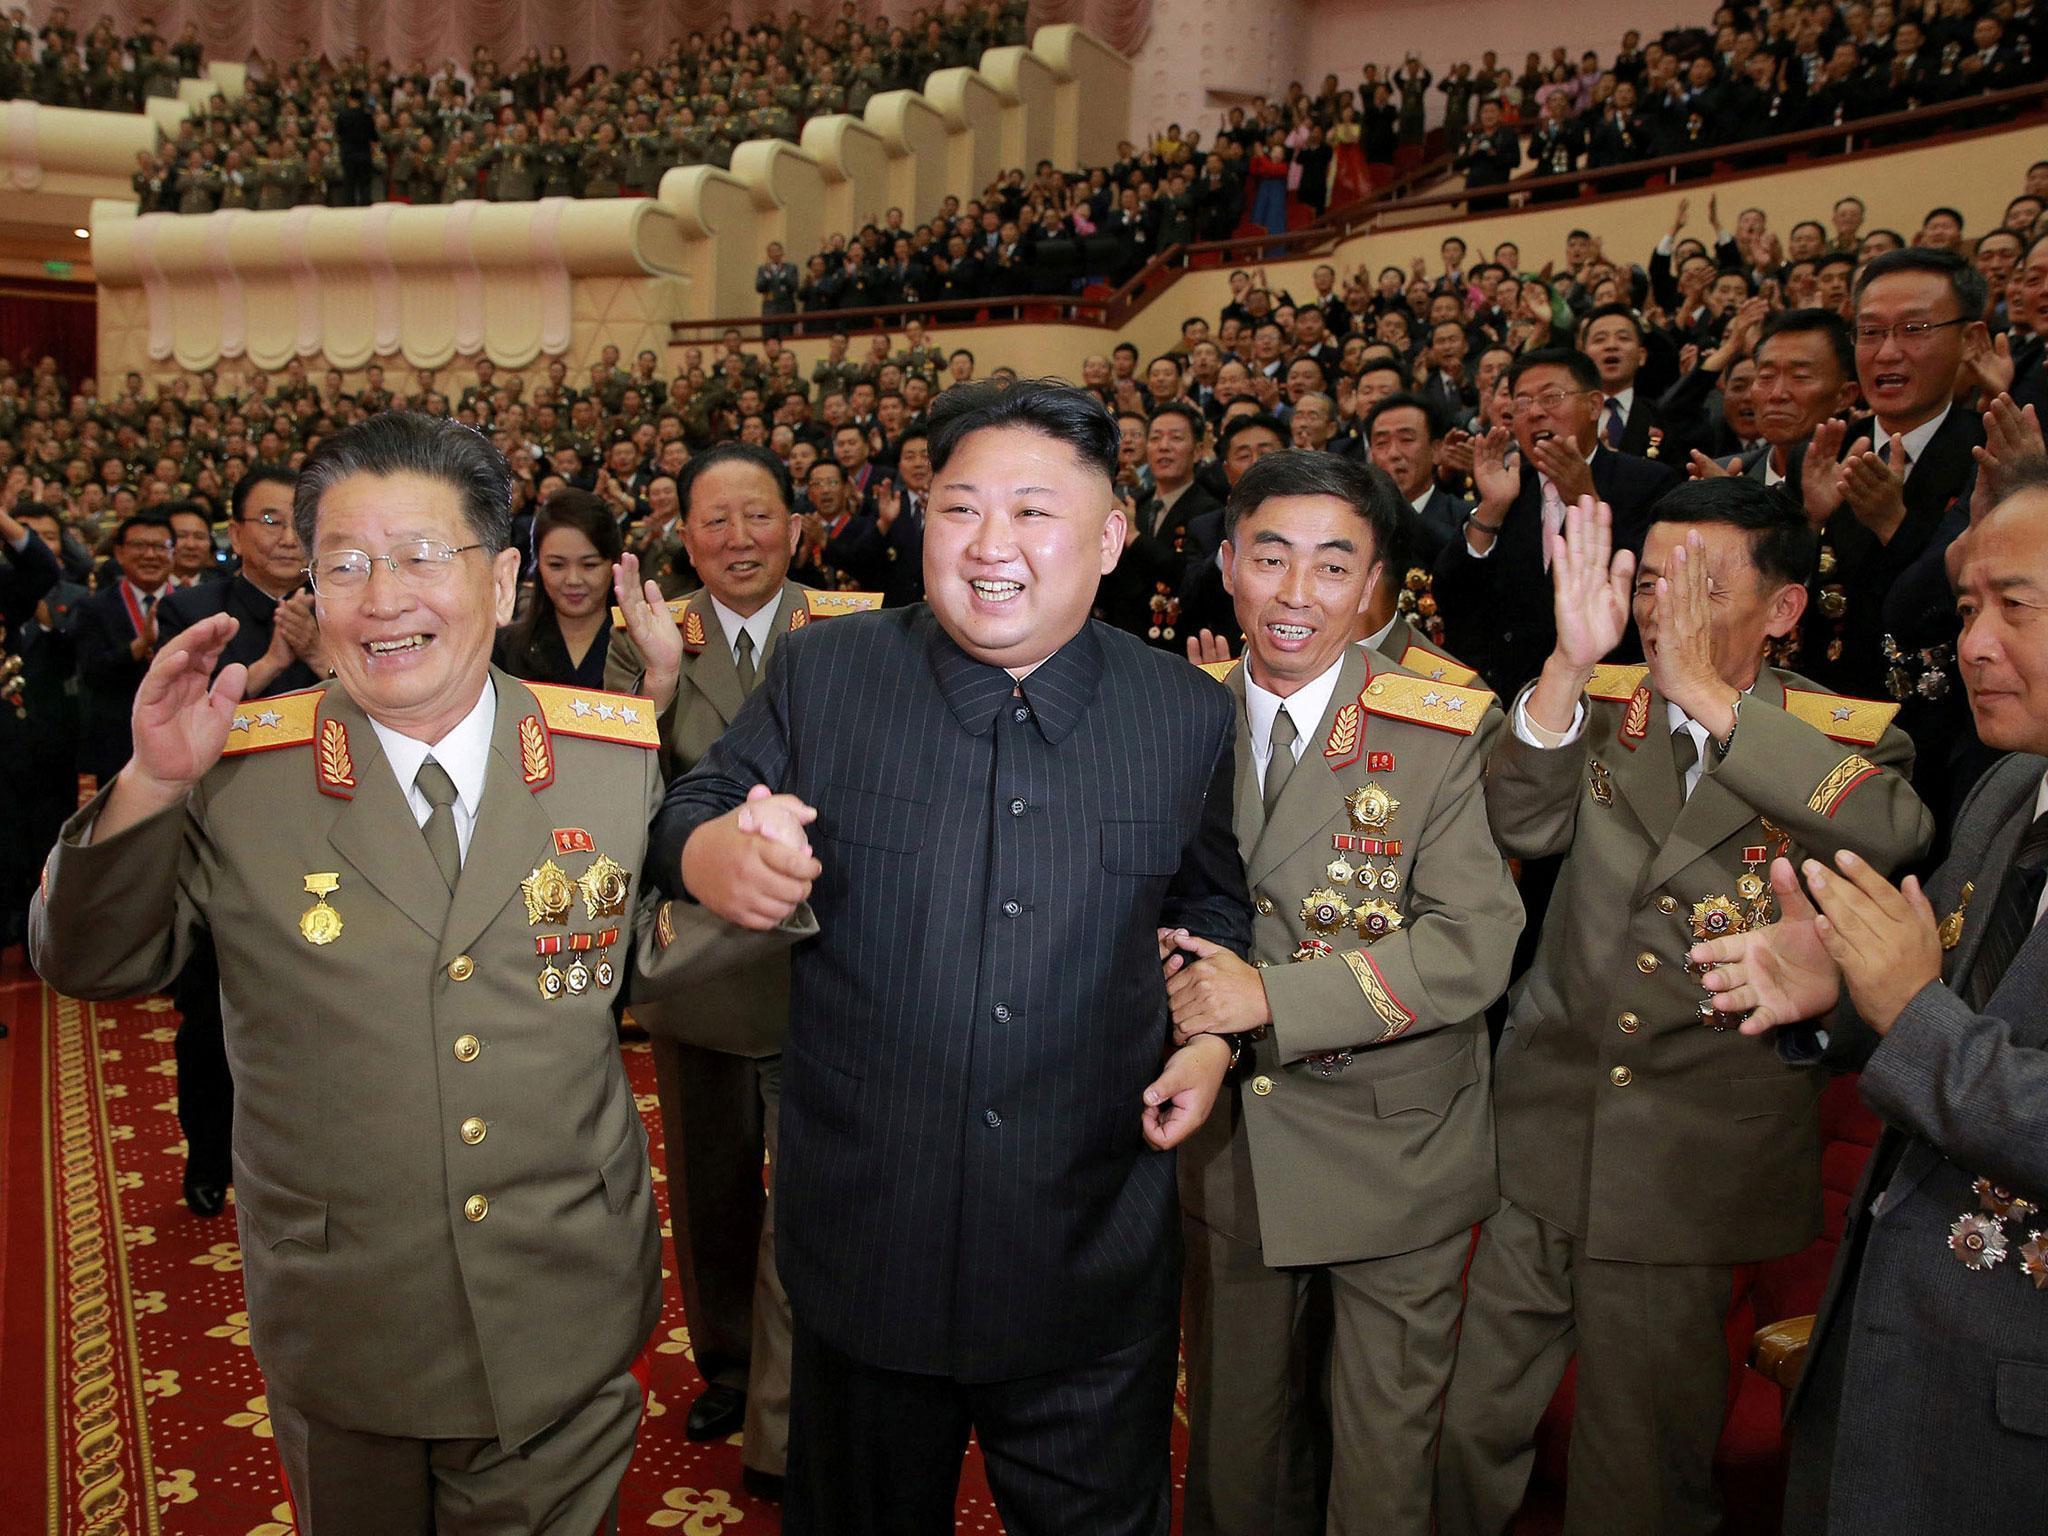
left=293, top=411, right=514, bottom=554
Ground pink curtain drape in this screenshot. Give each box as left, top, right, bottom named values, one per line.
left=17, top=2, right=1141, bottom=72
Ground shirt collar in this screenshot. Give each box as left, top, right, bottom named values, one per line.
left=1604, top=386, right=1635, bottom=415
left=1891, top=402, right=1953, bottom=474
left=367, top=677, right=497, bottom=817
left=926, top=611, right=1102, bottom=743
left=709, top=593, right=779, bottom=663
left=1244, top=650, right=1347, bottom=760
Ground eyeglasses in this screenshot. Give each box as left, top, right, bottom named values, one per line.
left=234, top=510, right=290, bottom=528
left=1853, top=317, right=1970, bottom=347
left=1510, top=386, right=1593, bottom=412
left=307, top=540, right=482, bottom=592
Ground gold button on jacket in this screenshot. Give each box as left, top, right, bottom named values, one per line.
left=464, top=1193, right=490, bottom=1221
left=453, top=1033, right=481, bottom=1063
left=460, top=1117, right=486, bottom=1145
left=1617, top=1012, right=1640, bottom=1034
left=1609, top=1066, right=1633, bottom=1087
left=1250, top=1075, right=1274, bottom=1096
left=448, top=955, right=475, bottom=982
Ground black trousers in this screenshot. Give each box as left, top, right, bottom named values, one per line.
left=784, top=1318, right=1176, bottom=1536
left=172, top=937, right=234, bottom=1185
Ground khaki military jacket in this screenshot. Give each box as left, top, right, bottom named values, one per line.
left=1487, top=663, right=1934, bottom=1265
left=606, top=582, right=878, bottom=1055
left=1375, top=612, right=1481, bottom=686
left=29, top=671, right=799, bottom=1447
left=1179, top=645, right=1522, bottom=1267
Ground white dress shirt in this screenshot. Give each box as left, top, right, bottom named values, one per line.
left=1511, top=682, right=1743, bottom=802
left=1245, top=653, right=1346, bottom=786
left=709, top=594, right=779, bottom=669
left=367, top=678, right=497, bottom=864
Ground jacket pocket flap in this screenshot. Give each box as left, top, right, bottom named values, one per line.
left=1373, top=1049, right=1478, bottom=1118
left=819, top=781, right=928, bottom=853
left=1100, top=818, right=1183, bottom=876
left=599, top=1127, right=649, bottom=1215
left=240, top=1173, right=329, bottom=1252
left=1996, top=1359, right=2048, bottom=1437
left=1729, top=1072, right=1816, bottom=1122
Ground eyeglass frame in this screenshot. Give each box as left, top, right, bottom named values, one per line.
left=1509, top=384, right=1597, bottom=413
left=233, top=509, right=292, bottom=528
left=304, top=539, right=485, bottom=593
left=1851, top=316, right=1971, bottom=348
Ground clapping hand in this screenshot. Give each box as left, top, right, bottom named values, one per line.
left=1528, top=432, right=1594, bottom=505
left=1799, top=416, right=1850, bottom=526
left=1691, top=857, right=1841, bottom=1032
left=1970, top=392, right=2044, bottom=520
left=1547, top=497, right=1635, bottom=669
left=680, top=783, right=823, bottom=931
left=1688, top=448, right=1738, bottom=479
left=1838, top=431, right=1909, bottom=542
left=92, top=613, right=248, bottom=840
left=1470, top=424, right=1518, bottom=509
left=612, top=552, right=683, bottom=708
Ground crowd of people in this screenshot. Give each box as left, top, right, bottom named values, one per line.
left=0, top=6, right=203, bottom=112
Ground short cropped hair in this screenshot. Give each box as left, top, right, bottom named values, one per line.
left=293, top=411, right=513, bottom=554
left=927, top=378, right=1121, bottom=482
left=1648, top=476, right=1817, bottom=587
left=676, top=441, right=794, bottom=514
left=1223, top=448, right=1403, bottom=567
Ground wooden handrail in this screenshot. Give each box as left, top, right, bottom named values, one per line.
left=669, top=77, right=2048, bottom=344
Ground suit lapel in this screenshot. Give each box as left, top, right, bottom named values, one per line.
left=1604, top=681, right=1683, bottom=860
left=1945, top=771, right=2037, bottom=1001
left=681, top=590, right=745, bottom=727
left=441, top=675, right=557, bottom=964
left=757, top=583, right=803, bottom=674
left=1226, top=664, right=1262, bottom=847
left=1642, top=672, right=1786, bottom=893
left=1247, top=648, right=1366, bottom=887
left=322, top=689, right=450, bottom=943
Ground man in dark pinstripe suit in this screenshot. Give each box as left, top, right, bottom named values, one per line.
left=651, top=380, right=1253, bottom=1536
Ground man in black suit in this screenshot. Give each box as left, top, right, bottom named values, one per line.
left=1583, top=303, right=1675, bottom=460
left=1454, top=98, right=1518, bottom=212
left=1796, top=248, right=1987, bottom=703
left=651, top=379, right=1253, bottom=1536
left=73, top=512, right=176, bottom=783
left=1100, top=400, right=1223, bottom=646
left=0, top=499, right=63, bottom=958
left=1692, top=472, right=2048, bottom=1535
left=1364, top=391, right=1468, bottom=560
left=1432, top=348, right=1680, bottom=699
left=334, top=87, right=378, bottom=206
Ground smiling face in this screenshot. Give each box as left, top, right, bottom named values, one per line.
left=680, top=459, right=798, bottom=616
left=1854, top=268, right=1979, bottom=432
left=1957, top=493, right=2048, bottom=753
left=312, top=472, right=518, bottom=741
left=536, top=523, right=609, bottom=621
left=1509, top=362, right=1597, bottom=458
left=923, top=425, right=1122, bottom=672
left=1633, top=519, right=1802, bottom=690
left=1224, top=493, right=1379, bottom=693
left=115, top=520, right=173, bottom=590
left=1751, top=326, right=1858, bottom=447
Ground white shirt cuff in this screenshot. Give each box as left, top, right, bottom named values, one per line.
left=1512, top=687, right=1586, bottom=749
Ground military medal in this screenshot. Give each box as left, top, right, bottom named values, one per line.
left=1306, top=1049, right=1354, bottom=1078
left=299, top=873, right=343, bottom=946
left=535, top=935, right=566, bottom=999
left=1291, top=937, right=1334, bottom=962
left=1588, top=760, right=1614, bottom=806
left=1301, top=889, right=1352, bottom=934
left=1690, top=895, right=1743, bottom=942
left=577, top=853, right=630, bottom=920
left=594, top=926, right=620, bottom=989
left=521, top=859, right=576, bottom=926
left=1326, top=856, right=1356, bottom=886
left=1353, top=897, right=1403, bottom=942
left=1939, top=881, right=1975, bottom=951
left=2021, top=1232, right=2048, bottom=1289
left=1345, top=783, right=1400, bottom=831
left=564, top=933, right=594, bottom=995
left=1949, top=1212, right=2009, bottom=1270
left=1376, top=864, right=1401, bottom=893
left=1976, top=1178, right=2037, bottom=1221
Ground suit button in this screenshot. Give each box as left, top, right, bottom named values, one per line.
left=1635, top=951, right=1660, bottom=974
left=448, top=955, right=475, bottom=982
left=453, top=1034, right=481, bottom=1062
left=1012, top=706, right=1031, bottom=723
left=1656, top=896, right=1678, bottom=915
left=464, top=1193, right=489, bottom=1221
left=1002, top=900, right=1021, bottom=917
left=1255, top=896, right=1275, bottom=916
left=1009, top=798, right=1026, bottom=816
left=983, top=1108, right=1002, bottom=1128
left=1617, top=1012, right=1641, bottom=1034
left=1610, top=1066, right=1633, bottom=1087
left=1250, top=1075, right=1274, bottom=1096
left=460, top=1117, right=486, bottom=1145
left=992, top=1004, right=1012, bottom=1023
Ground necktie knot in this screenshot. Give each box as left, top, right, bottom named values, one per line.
left=415, top=758, right=458, bottom=810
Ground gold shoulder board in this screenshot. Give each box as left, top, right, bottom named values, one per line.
left=1397, top=644, right=1480, bottom=687
left=1781, top=688, right=1899, bottom=746
left=1360, top=673, right=1493, bottom=735
left=220, top=688, right=322, bottom=756
left=1196, top=658, right=1241, bottom=683
left=804, top=590, right=882, bottom=618
left=608, top=596, right=690, bottom=629
left=524, top=683, right=660, bottom=748
left=1586, top=663, right=1649, bottom=702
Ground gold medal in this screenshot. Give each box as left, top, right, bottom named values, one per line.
left=1738, top=872, right=1766, bottom=901
left=299, top=873, right=343, bottom=946
left=1690, top=895, right=1744, bottom=941
left=1377, top=864, right=1401, bottom=893
left=1301, top=888, right=1352, bottom=934
left=520, top=859, right=576, bottom=925
left=565, top=959, right=592, bottom=995
left=537, top=961, right=566, bottom=1000
left=1589, top=759, right=1614, bottom=806
left=1353, top=897, right=1403, bottom=942
left=1326, top=856, right=1356, bottom=886
left=576, top=853, right=630, bottom=920
left=1345, top=783, right=1400, bottom=831
left=1939, top=881, right=1975, bottom=951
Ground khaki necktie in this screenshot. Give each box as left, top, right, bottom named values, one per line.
left=415, top=759, right=462, bottom=889
left=1263, top=708, right=1298, bottom=820
left=1672, top=723, right=1700, bottom=800
left=734, top=628, right=757, bottom=694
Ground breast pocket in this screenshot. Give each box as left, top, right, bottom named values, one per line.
left=1100, top=818, right=1184, bottom=877
left=818, top=781, right=929, bottom=854
left=1997, top=1359, right=2048, bottom=1437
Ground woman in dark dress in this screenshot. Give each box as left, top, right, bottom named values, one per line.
left=494, top=489, right=621, bottom=688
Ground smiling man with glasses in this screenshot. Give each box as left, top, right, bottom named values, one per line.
left=31, top=411, right=816, bottom=1533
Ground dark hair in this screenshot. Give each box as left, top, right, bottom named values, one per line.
left=676, top=441, right=794, bottom=515
left=533, top=488, right=624, bottom=564
left=1506, top=346, right=1600, bottom=394
left=161, top=498, right=213, bottom=529
left=292, top=411, right=513, bottom=554
left=1219, top=411, right=1289, bottom=454
left=1146, top=353, right=1185, bottom=375
left=1583, top=301, right=1645, bottom=343
left=1852, top=245, right=1988, bottom=320
left=11, top=499, right=61, bottom=528
left=1356, top=357, right=1407, bottom=385
left=1648, top=476, right=1816, bottom=587
left=1755, top=307, right=1856, bottom=380
left=1222, top=448, right=1402, bottom=564
left=1814, top=251, right=1858, bottom=275
left=927, top=378, right=1120, bottom=482
left=1365, top=391, right=1445, bottom=441
left=115, top=513, right=173, bottom=551
left=1924, top=205, right=1966, bottom=230
left=1148, top=399, right=1207, bottom=439
left=231, top=463, right=296, bottom=521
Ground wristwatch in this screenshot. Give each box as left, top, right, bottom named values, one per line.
left=1711, top=694, right=1742, bottom=759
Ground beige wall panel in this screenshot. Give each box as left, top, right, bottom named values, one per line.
left=657, top=164, right=759, bottom=321
left=728, top=139, right=828, bottom=264
left=866, top=89, right=950, bottom=227
left=980, top=46, right=1058, bottom=177
left=802, top=114, right=892, bottom=242
left=924, top=68, right=1004, bottom=201
left=1036, top=23, right=1132, bottom=170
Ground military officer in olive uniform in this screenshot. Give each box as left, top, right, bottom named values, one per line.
left=605, top=441, right=875, bottom=1494
left=1436, top=481, right=1933, bottom=1536
left=30, top=414, right=813, bottom=1532
left=1169, top=453, right=1523, bottom=1536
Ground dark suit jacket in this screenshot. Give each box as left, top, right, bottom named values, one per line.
left=156, top=573, right=323, bottom=698
left=825, top=491, right=925, bottom=608
left=1, top=529, right=58, bottom=642
left=1098, top=481, right=1223, bottom=643
left=1784, top=753, right=2048, bottom=1533
left=1610, top=390, right=1675, bottom=461
left=72, top=581, right=164, bottom=781
left=650, top=608, right=1252, bottom=1380
left=1431, top=449, right=1681, bottom=698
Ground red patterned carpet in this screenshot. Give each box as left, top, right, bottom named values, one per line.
left=0, top=951, right=1189, bottom=1533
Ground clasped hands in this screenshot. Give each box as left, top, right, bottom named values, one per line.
left=680, top=784, right=821, bottom=932
left=1689, top=850, right=1944, bottom=1036
left=1134, top=928, right=1269, bottom=1152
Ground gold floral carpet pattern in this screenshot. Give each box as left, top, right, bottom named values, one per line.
left=1, top=959, right=1188, bottom=1533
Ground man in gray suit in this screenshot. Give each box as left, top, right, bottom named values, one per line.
left=1693, top=463, right=2048, bottom=1534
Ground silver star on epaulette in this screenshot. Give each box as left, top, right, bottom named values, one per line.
left=1421, top=690, right=1442, bottom=706
left=595, top=702, right=617, bottom=721
left=621, top=706, right=640, bottom=724
left=1446, top=697, right=1465, bottom=711
left=230, top=715, right=250, bottom=732
left=1832, top=706, right=1852, bottom=721
left=1429, top=667, right=1447, bottom=681
left=570, top=698, right=592, bottom=717
left=256, top=710, right=282, bottom=729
